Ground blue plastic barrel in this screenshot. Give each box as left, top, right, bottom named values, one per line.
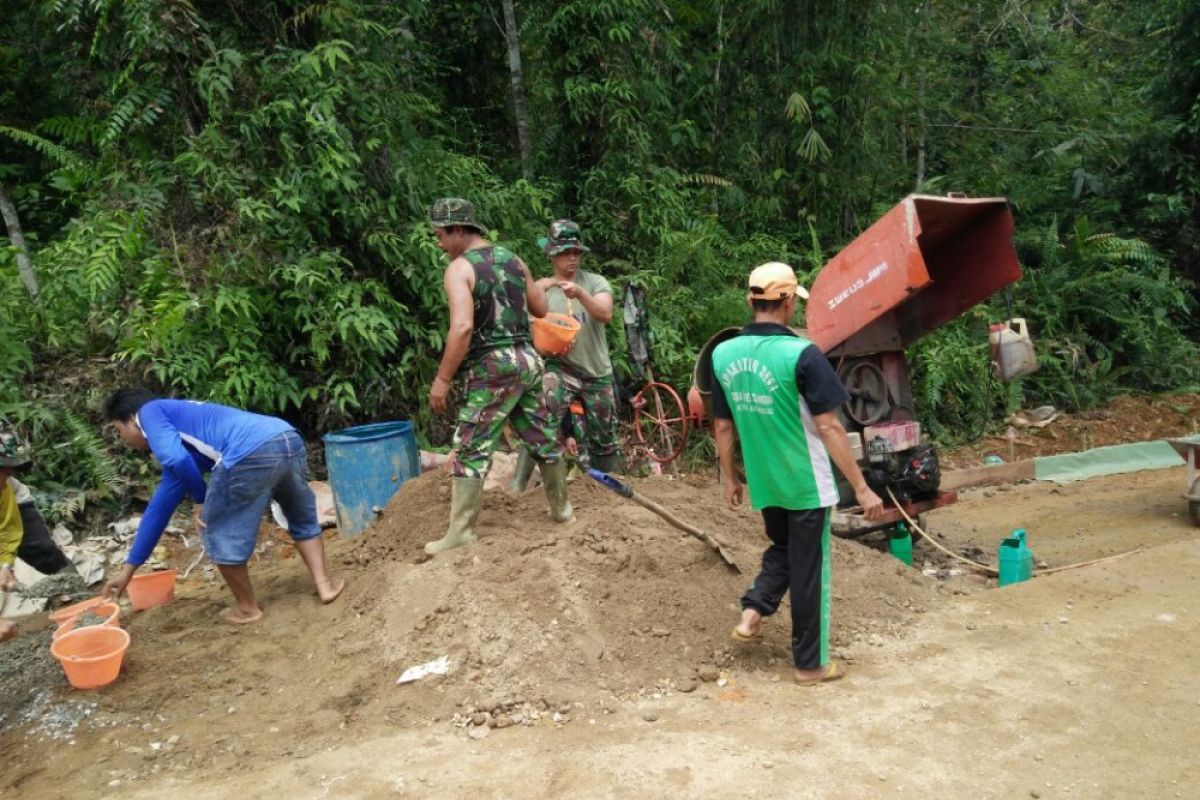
left=323, top=421, right=420, bottom=537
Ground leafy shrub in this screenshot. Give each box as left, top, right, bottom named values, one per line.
left=1016, top=218, right=1198, bottom=410
left=1, top=0, right=1196, bottom=502
left=911, top=220, right=1198, bottom=442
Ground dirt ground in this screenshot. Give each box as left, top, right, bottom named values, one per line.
left=942, top=392, right=1200, bottom=467
left=3, top=447, right=1198, bottom=798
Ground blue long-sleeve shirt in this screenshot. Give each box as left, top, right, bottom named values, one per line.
left=127, top=400, right=294, bottom=565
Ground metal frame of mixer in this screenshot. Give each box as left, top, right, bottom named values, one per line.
left=805, top=194, right=1022, bottom=533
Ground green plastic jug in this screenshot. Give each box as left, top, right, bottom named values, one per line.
left=889, top=523, right=913, bottom=566
left=998, top=528, right=1034, bottom=587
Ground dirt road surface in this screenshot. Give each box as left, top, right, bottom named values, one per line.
left=3, top=467, right=1197, bottom=799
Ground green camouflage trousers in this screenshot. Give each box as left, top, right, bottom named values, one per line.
left=544, top=365, right=620, bottom=459
left=452, top=345, right=561, bottom=479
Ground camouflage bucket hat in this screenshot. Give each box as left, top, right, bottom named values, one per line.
left=0, top=425, right=30, bottom=468
left=428, top=197, right=488, bottom=234
left=541, top=219, right=590, bottom=257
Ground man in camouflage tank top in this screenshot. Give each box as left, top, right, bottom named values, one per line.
left=425, top=198, right=573, bottom=555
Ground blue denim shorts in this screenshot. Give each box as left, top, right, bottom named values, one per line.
left=202, top=431, right=321, bottom=565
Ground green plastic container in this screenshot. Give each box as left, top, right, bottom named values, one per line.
left=998, top=528, right=1034, bottom=587
left=889, top=523, right=913, bottom=566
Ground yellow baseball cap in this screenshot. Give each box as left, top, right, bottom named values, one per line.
left=748, top=262, right=809, bottom=301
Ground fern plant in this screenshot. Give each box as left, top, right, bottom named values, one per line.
left=1015, top=217, right=1198, bottom=409
left=61, top=411, right=121, bottom=497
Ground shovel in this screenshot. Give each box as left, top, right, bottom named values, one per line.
left=586, top=469, right=739, bottom=572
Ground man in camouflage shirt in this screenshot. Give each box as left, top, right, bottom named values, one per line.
left=511, top=219, right=622, bottom=491
left=425, top=198, right=572, bottom=555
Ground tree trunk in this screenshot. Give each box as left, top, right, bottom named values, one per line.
left=915, top=2, right=928, bottom=190
left=501, top=0, right=533, bottom=180
left=916, top=137, right=926, bottom=189
left=710, top=2, right=725, bottom=215
left=0, top=183, right=39, bottom=302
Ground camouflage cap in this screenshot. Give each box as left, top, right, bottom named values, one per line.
left=428, top=197, right=488, bottom=234
left=0, top=424, right=30, bottom=468
left=542, top=219, right=590, bottom=257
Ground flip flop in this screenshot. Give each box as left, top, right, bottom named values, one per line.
left=730, top=626, right=762, bottom=643
left=793, top=661, right=846, bottom=686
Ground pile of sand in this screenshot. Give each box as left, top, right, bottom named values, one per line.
left=18, top=572, right=89, bottom=601
left=333, top=470, right=949, bottom=707
left=0, top=629, right=62, bottom=725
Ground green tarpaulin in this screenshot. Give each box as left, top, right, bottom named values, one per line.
left=1034, top=440, right=1183, bottom=484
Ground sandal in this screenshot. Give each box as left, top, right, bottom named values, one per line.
left=730, top=626, right=762, bottom=643
left=793, top=661, right=846, bottom=686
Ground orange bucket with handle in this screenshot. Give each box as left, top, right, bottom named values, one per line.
left=531, top=298, right=581, bottom=357
left=47, top=596, right=107, bottom=624
left=53, top=601, right=121, bottom=641
left=126, top=569, right=177, bottom=611
left=51, top=625, right=131, bottom=690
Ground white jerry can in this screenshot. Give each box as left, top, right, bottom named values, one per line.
left=988, top=318, right=1039, bottom=381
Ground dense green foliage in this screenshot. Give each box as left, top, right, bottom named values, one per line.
left=1, top=0, right=1197, bottom=496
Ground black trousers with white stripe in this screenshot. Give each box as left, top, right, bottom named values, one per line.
left=740, top=506, right=831, bottom=670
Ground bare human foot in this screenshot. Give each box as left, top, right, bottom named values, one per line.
left=317, top=577, right=345, bottom=604
left=0, top=619, right=18, bottom=642
left=732, top=607, right=762, bottom=641
left=222, top=606, right=264, bottom=625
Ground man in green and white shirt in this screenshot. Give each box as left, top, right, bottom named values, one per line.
left=711, top=262, right=883, bottom=686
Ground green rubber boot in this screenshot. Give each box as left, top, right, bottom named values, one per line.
left=539, top=458, right=575, bottom=523
left=425, top=477, right=483, bottom=555
left=507, top=448, right=537, bottom=494
left=591, top=451, right=625, bottom=475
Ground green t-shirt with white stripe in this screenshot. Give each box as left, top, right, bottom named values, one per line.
left=712, top=333, right=841, bottom=511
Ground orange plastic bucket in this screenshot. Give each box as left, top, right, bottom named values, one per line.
left=531, top=312, right=581, bottom=357
left=53, top=602, right=121, bottom=641
left=51, top=625, right=131, bottom=690
left=126, top=569, right=177, bottom=610
left=48, top=596, right=106, bottom=624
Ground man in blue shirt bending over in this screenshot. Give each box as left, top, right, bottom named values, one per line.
left=101, top=389, right=345, bottom=624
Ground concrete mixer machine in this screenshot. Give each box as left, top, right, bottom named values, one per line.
left=693, top=193, right=1025, bottom=531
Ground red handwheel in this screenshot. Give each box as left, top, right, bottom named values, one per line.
left=632, top=381, right=688, bottom=463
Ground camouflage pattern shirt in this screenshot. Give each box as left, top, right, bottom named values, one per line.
left=463, top=245, right=532, bottom=364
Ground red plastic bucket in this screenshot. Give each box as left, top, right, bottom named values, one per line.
left=47, top=596, right=106, bottom=624
left=51, top=626, right=131, bottom=690
left=126, top=569, right=177, bottom=611
left=531, top=312, right=581, bottom=356
left=53, top=602, right=121, bottom=641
